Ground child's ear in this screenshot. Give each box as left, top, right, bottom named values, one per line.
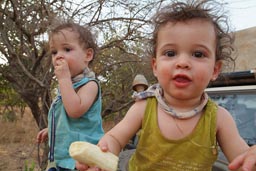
left=211, top=61, right=222, bottom=81
left=151, top=58, right=157, bottom=77
left=84, top=48, right=94, bottom=62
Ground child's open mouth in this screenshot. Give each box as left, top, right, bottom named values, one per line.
left=173, top=75, right=191, bottom=87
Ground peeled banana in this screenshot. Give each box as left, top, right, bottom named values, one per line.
left=69, top=141, right=118, bottom=171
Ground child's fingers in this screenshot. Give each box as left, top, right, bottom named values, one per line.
left=228, top=153, right=244, bottom=170
left=77, top=166, right=101, bottom=171
left=98, top=140, right=108, bottom=152
left=229, top=145, right=256, bottom=171
left=75, top=161, right=89, bottom=171
left=240, top=146, right=256, bottom=171
left=36, top=132, right=44, bottom=143
left=36, top=131, right=47, bottom=143
left=87, top=167, right=101, bottom=171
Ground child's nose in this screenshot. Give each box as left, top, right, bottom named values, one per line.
left=52, top=50, right=65, bottom=59
left=53, top=54, right=65, bottom=66
left=53, top=51, right=65, bottom=60
left=176, top=55, right=190, bottom=69
left=56, top=56, right=64, bottom=60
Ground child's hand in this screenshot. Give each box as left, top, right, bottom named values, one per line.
left=98, top=133, right=121, bottom=155
left=228, top=145, right=256, bottom=171
left=75, top=162, right=103, bottom=171
left=70, top=141, right=118, bottom=171
left=36, top=128, right=48, bottom=143
left=97, top=138, right=110, bottom=152
left=53, top=57, right=71, bottom=81
left=75, top=161, right=89, bottom=171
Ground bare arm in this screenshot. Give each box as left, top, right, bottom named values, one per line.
left=58, top=78, right=98, bottom=118
left=98, top=100, right=147, bottom=155
left=54, top=57, right=98, bottom=118
left=75, top=100, right=147, bottom=171
left=217, top=106, right=249, bottom=161
left=216, top=106, right=250, bottom=168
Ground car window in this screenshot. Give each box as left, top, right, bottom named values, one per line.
left=209, top=93, right=256, bottom=145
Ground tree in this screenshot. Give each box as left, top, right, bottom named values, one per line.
left=0, top=0, right=166, bottom=128
left=68, top=0, right=162, bottom=120
left=1, top=0, right=168, bottom=169
left=0, top=0, right=61, bottom=129
left=0, top=73, right=26, bottom=121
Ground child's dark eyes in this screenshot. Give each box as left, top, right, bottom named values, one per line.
left=65, top=47, right=71, bottom=52
left=164, top=50, right=176, bottom=57
left=193, top=51, right=205, bottom=58
left=50, top=47, right=72, bottom=56
left=51, top=50, right=57, bottom=56
left=163, top=50, right=206, bottom=58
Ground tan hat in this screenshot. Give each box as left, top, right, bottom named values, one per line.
left=132, top=74, right=149, bottom=92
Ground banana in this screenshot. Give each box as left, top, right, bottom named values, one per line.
left=69, top=141, right=118, bottom=171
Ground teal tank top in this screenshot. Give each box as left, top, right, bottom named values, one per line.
left=129, top=97, right=218, bottom=171
left=48, top=77, right=104, bottom=169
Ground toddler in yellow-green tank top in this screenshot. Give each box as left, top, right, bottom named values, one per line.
left=128, top=97, right=218, bottom=171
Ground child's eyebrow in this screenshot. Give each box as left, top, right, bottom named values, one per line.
left=61, top=43, right=71, bottom=46
left=194, top=44, right=212, bottom=52
left=158, top=43, right=176, bottom=49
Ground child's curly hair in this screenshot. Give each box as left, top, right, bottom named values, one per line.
left=149, top=0, right=235, bottom=69
left=48, top=18, right=98, bottom=65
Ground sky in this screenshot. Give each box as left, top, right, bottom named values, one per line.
left=223, top=0, right=256, bottom=31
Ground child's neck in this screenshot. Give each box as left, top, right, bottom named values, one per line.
left=159, top=92, right=208, bottom=119
left=71, top=67, right=95, bottom=83
left=164, top=95, right=203, bottom=111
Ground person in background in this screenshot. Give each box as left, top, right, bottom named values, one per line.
left=127, top=74, right=149, bottom=149
left=36, top=20, right=104, bottom=171
left=76, top=0, right=256, bottom=170
left=131, top=74, right=149, bottom=100
left=132, top=74, right=149, bottom=93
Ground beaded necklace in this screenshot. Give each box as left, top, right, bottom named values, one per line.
left=133, top=83, right=209, bottom=119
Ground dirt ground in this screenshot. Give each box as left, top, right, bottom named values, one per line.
left=0, top=108, right=41, bottom=171
left=0, top=108, right=116, bottom=171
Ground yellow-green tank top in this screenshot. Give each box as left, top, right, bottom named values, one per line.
left=128, top=97, right=218, bottom=171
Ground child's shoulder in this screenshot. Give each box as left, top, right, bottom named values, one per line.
left=216, top=104, right=232, bottom=117
left=127, top=99, right=148, bottom=118
left=216, top=105, right=236, bottom=130
left=133, top=99, right=148, bottom=109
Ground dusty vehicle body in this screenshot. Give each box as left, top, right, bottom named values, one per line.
left=207, top=69, right=256, bottom=171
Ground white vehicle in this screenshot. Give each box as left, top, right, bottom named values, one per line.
left=206, top=69, right=256, bottom=171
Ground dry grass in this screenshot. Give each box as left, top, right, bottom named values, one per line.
left=0, top=107, right=118, bottom=171
left=0, top=108, right=40, bottom=171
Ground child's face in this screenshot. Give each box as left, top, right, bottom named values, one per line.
left=50, top=28, right=93, bottom=77
left=152, top=19, right=221, bottom=101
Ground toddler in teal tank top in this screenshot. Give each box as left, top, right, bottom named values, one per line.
left=36, top=20, right=104, bottom=170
